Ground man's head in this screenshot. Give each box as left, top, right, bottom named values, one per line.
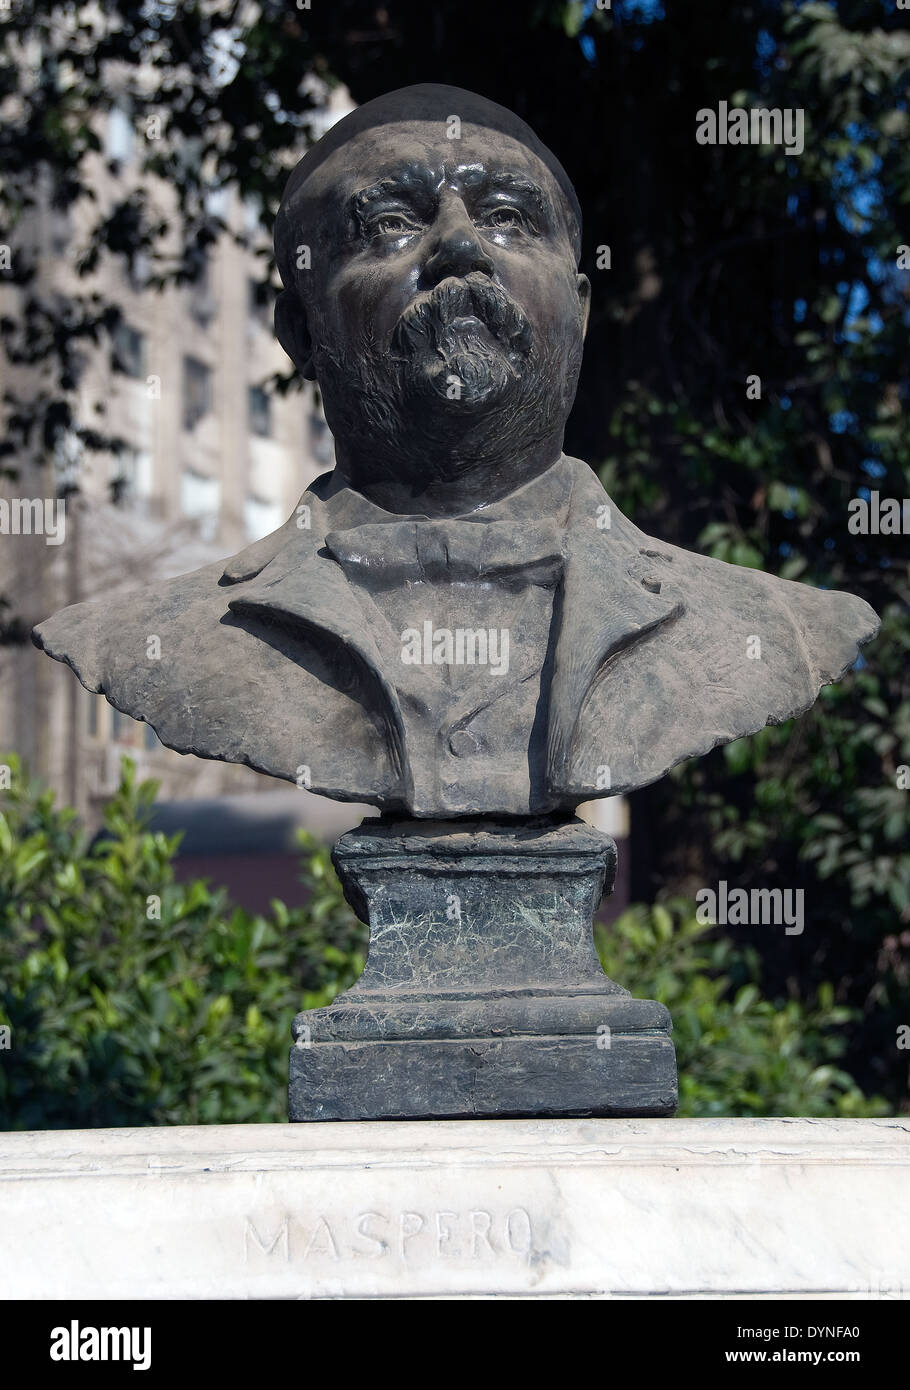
left=275, top=85, right=589, bottom=513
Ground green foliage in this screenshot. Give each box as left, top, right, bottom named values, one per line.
left=0, top=759, right=890, bottom=1128
left=0, top=756, right=366, bottom=1128
left=595, top=903, right=889, bottom=1118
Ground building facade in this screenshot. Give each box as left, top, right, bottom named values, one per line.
left=0, top=98, right=343, bottom=825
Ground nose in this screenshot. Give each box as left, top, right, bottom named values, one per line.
left=421, top=194, right=495, bottom=287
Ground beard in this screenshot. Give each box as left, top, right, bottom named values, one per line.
left=309, top=273, right=583, bottom=493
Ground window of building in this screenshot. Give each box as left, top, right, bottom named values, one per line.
left=310, top=409, right=334, bottom=464
left=129, top=251, right=150, bottom=291
left=248, top=385, right=272, bottom=438
left=54, top=428, right=82, bottom=491
left=50, top=212, right=72, bottom=259
left=111, top=709, right=148, bottom=749
left=243, top=195, right=262, bottom=236
left=244, top=495, right=283, bottom=542
left=186, top=249, right=216, bottom=324
left=183, top=356, right=212, bottom=431
left=109, top=448, right=153, bottom=508
left=204, top=186, right=229, bottom=221
left=180, top=469, right=221, bottom=542
left=186, top=247, right=208, bottom=289
left=248, top=277, right=272, bottom=328
left=106, top=104, right=134, bottom=165
left=111, top=322, right=145, bottom=379
left=68, top=349, right=88, bottom=389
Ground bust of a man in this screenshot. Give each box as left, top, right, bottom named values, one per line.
left=34, top=84, right=879, bottom=817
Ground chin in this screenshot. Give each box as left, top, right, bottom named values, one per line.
left=426, top=372, right=512, bottom=412
left=414, top=344, right=522, bottom=413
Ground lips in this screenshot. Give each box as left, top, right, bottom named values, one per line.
left=391, top=272, right=532, bottom=358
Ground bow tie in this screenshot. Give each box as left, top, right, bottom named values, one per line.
left=324, top=518, right=564, bottom=586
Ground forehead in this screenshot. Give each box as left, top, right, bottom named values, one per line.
left=305, top=119, right=563, bottom=209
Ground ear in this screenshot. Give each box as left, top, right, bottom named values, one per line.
left=275, top=289, right=316, bottom=380
left=576, top=273, right=591, bottom=341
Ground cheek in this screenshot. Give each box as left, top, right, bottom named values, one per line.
left=329, top=260, right=420, bottom=342
left=498, top=256, right=582, bottom=335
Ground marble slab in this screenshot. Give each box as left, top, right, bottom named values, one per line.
left=0, top=1118, right=907, bottom=1299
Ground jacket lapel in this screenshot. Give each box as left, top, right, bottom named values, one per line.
left=227, top=546, right=412, bottom=798
left=546, top=466, right=684, bottom=793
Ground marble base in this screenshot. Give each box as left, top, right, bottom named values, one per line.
left=290, top=818, right=676, bottom=1121
left=0, top=1119, right=907, bottom=1299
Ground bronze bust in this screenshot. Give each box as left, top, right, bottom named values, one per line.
left=34, top=85, right=879, bottom=819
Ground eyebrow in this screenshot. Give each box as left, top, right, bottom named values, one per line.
left=456, top=168, right=549, bottom=217
left=349, top=165, right=551, bottom=224
left=350, top=167, right=439, bottom=223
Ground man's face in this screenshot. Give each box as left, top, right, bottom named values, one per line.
left=283, top=120, right=589, bottom=498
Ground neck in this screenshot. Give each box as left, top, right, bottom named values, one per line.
left=333, top=428, right=566, bottom=518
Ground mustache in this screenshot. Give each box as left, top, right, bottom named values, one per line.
left=390, top=273, right=532, bottom=359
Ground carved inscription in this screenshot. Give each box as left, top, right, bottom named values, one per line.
left=244, top=1207, right=534, bottom=1264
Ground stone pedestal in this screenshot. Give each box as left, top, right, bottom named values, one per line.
left=3, top=1119, right=908, bottom=1298
left=289, top=818, right=676, bottom=1122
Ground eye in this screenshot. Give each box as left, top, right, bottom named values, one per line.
left=479, top=205, right=527, bottom=231
left=369, top=212, right=419, bottom=238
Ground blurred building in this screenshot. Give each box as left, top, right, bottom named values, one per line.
left=0, top=90, right=352, bottom=828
